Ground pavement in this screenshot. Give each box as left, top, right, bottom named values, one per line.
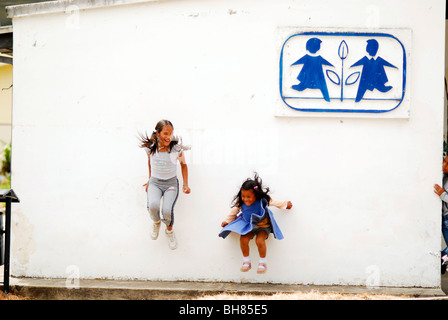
left=2, top=267, right=448, bottom=300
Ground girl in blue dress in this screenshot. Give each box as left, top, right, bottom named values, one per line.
left=219, top=173, right=292, bottom=274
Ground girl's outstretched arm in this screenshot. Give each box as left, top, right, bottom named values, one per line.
left=143, top=152, right=151, bottom=192
left=269, top=198, right=293, bottom=210
left=179, top=152, right=191, bottom=194
left=221, top=206, right=240, bottom=227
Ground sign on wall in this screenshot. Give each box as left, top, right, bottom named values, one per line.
left=277, top=28, right=411, bottom=118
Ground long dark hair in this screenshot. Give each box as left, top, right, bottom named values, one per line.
left=232, top=172, right=271, bottom=207
left=138, top=120, right=185, bottom=155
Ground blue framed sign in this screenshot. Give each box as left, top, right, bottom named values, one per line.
left=278, top=29, right=410, bottom=117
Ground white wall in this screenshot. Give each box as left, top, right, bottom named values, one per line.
left=7, top=0, right=446, bottom=287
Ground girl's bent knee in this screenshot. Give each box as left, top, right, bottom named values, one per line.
left=255, top=237, right=265, bottom=247
left=147, top=203, right=161, bottom=221
left=240, top=233, right=253, bottom=243
left=255, top=232, right=268, bottom=245
left=148, top=200, right=160, bottom=211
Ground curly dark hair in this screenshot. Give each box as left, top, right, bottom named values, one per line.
left=138, top=120, right=185, bottom=155
left=232, top=172, right=271, bottom=207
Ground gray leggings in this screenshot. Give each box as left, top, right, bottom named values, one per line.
left=147, top=176, right=179, bottom=227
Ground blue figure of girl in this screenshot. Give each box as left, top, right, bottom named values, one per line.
left=433, top=156, right=448, bottom=274
left=291, top=37, right=334, bottom=102
left=219, top=173, right=292, bottom=274
left=350, top=39, right=397, bottom=102
left=139, top=120, right=191, bottom=250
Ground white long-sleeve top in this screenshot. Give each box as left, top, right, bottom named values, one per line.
left=223, top=198, right=290, bottom=224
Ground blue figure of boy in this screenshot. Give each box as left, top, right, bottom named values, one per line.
left=291, top=38, right=334, bottom=102
left=351, top=39, right=397, bottom=102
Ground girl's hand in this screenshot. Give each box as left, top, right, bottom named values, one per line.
left=183, top=185, right=191, bottom=194
left=143, top=181, right=149, bottom=192
left=434, top=184, right=445, bottom=196
left=221, top=221, right=228, bottom=227
left=286, top=201, right=293, bottom=209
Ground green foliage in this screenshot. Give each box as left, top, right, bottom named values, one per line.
left=1, top=142, right=10, bottom=177
left=0, top=178, right=10, bottom=189
left=0, top=141, right=10, bottom=188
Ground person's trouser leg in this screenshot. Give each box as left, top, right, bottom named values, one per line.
left=147, top=178, right=163, bottom=223
left=160, top=178, right=179, bottom=228
left=442, top=215, right=448, bottom=257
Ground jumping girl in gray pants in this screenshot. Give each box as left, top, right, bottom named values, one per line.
left=139, top=120, right=191, bottom=250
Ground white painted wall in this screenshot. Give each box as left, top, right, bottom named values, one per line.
left=7, top=0, right=446, bottom=287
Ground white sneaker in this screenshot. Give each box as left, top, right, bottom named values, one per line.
left=443, top=254, right=448, bottom=265
left=165, top=229, right=177, bottom=250
left=151, top=222, right=161, bottom=240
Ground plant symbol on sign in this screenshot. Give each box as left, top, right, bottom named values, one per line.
left=325, top=40, right=361, bottom=102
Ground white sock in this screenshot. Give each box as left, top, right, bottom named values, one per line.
left=259, top=257, right=267, bottom=264
left=243, top=256, right=251, bottom=263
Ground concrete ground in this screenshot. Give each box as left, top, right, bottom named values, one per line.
left=2, top=267, right=448, bottom=300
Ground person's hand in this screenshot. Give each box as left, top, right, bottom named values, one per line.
left=143, top=181, right=149, bottom=192
left=286, top=201, right=293, bottom=209
left=221, top=221, right=228, bottom=227
left=434, top=184, right=445, bottom=196
left=183, top=185, right=191, bottom=194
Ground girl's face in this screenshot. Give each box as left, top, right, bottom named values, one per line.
left=157, top=125, right=173, bottom=148
left=241, top=189, right=256, bottom=207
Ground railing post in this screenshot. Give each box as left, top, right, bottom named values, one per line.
left=0, top=189, right=20, bottom=295
left=3, top=199, right=10, bottom=293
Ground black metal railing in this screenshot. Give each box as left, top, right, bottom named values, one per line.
left=0, top=189, right=19, bottom=294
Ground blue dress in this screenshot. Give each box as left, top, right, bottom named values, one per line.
left=291, top=54, right=334, bottom=102
left=218, top=198, right=284, bottom=240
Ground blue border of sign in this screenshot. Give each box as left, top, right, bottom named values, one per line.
left=279, top=32, right=406, bottom=113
